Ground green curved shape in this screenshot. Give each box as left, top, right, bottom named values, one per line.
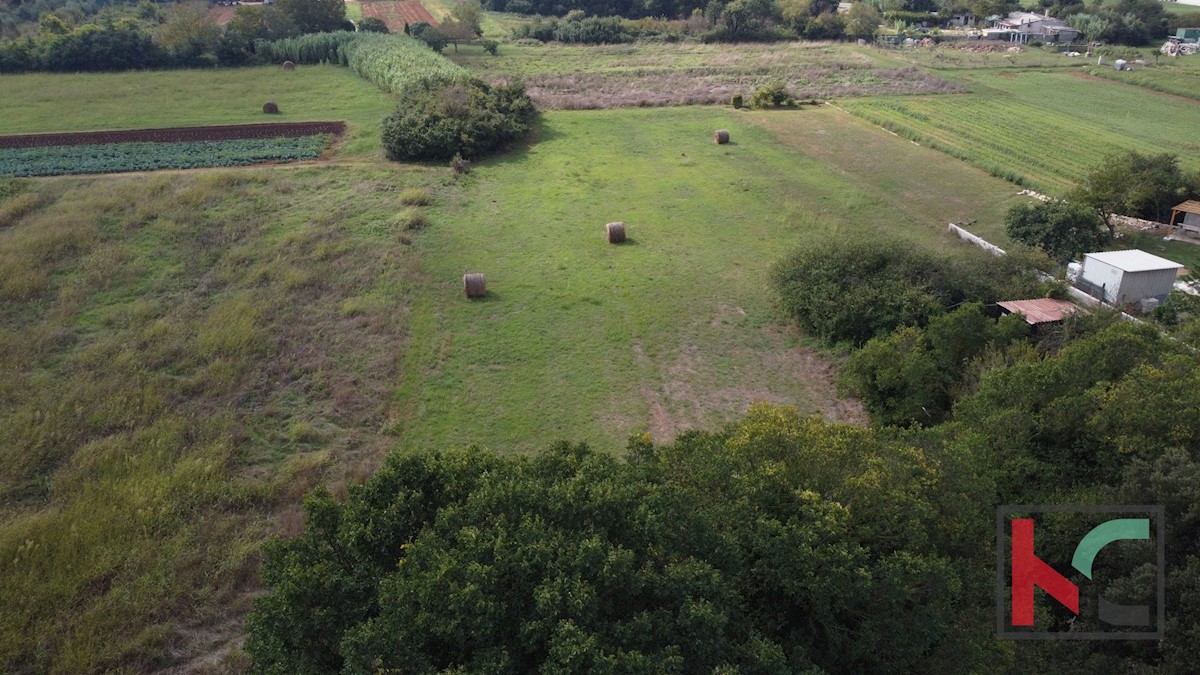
left=1072, top=519, right=1150, bottom=579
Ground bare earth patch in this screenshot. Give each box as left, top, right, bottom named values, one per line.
left=631, top=316, right=865, bottom=445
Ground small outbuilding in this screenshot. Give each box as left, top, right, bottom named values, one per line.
left=1170, top=200, right=1200, bottom=235
left=1077, top=250, right=1182, bottom=306
left=997, top=298, right=1084, bottom=328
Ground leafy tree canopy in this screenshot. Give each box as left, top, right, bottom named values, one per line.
left=247, top=405, right=999, bottom=674
left=1005, top=199, right=1110, bottom=263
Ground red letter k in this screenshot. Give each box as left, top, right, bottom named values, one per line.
left=1012, top=518, right=1079, bottom=626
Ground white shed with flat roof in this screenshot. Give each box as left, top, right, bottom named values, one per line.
left=1079, top=250, right=1182, bottom=306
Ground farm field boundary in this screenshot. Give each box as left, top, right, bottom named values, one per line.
left=0, top=121, right=346, bottom=149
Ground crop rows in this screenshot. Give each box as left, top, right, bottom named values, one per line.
left=841, top=92, right=1199, bottom=194
left=344, top=33, right=468, bottom=96
left=254, top=32, right=468, bottom=97
left=0, top=135, right=331, bottom=177
left=0, top=121, right=346, bottom=149
left=360, top=1, right=439, bottom=32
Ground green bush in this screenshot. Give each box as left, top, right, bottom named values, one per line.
left=1005, top=199, right=1109, bottom=263
left=381, top=79, right=537, bottom=162
left=358, top=17, right=389, bottom=33
left=417, top=27, right=449, bottom=52
left=481, top=38, right=499, bottom=55
left=771, top=235, right=1043, bottom=347
left=749, top=81, right=792, bottom=109
left=731, top=93, right=743, bottom=109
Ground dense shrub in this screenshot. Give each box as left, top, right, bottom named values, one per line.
left=1005, top=199, right=1109, bottom=263
left=840, top=303, right=1030, bottom=427
left=357, top=17, right=389, bottom=33
left=771, top=235, right=1043, bottom=347
left=381, top=79, right=537, bottom=162
left=416, top=26, right=449, bottom=52
left=749, top=81, right=792, bottom=109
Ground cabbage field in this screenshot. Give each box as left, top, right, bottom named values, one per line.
left=0, top=135, right=331, bottom=176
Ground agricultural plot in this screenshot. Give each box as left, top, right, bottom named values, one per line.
left=0, top=136, right=332, bottom=177
left=450, top=42, right=960, bottom=108
left=360, top=0, right=439, bottom=30
left=0, top=66, right=395, bottom=156
left=1082, top=62, right=1200, bottom=101
left=840, top=70, right=1200, bottom=194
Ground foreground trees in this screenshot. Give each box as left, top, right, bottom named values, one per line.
left=247, top=405, right=997, bottom=673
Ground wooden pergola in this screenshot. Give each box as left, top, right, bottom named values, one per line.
left=1170, top=200, right=1200, bottom=231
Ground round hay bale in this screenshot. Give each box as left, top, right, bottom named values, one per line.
left=606, top=222, right=626, bottom=244
left=263, top=101, right=280, bottom=114
left=463, top=273, right=486, bottom=298
left=714, top=129, right=730, bottom=145
left=282, top=60, right=296, bottom=71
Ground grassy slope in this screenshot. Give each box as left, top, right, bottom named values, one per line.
left=0, top=66, right=396, bottom=156
left=0, top=162, right=448, bottom=671
left=394, top=106, right=1020, bottom=454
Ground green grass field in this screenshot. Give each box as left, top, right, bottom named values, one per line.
left=1083, top=60, right=1200, bottom=100
left=840, top=70, right=1200, bottom=194
left=393, top=106, right=1023, bottom=453
left=0, top=66, right=396, bottom=156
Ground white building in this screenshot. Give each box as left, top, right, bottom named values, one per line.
left=1078, top=250, right=1182, bottom=306
left=988, top=11, right=1080, bottom=43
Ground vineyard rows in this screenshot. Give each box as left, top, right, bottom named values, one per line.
left=0, top=136, right=331, bottom=177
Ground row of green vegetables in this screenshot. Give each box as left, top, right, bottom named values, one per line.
left=0, top=135, right=331, bottom=177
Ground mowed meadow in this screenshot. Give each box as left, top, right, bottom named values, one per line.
left=4, top=33, right=1200, bottom=670
left=396, top=105, right=1024, bottom=453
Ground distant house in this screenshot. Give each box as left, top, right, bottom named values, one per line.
left=1170, top=200, right=1200, bottom=235
left=997, top=298, right=1084, bottom=331
left=1077, top=250, right=1182, bottom=306
left=946, top=13, right=976, bottom=28
left=987, top=11, right=1079, bottom=43
left=1178, top=27, right=1200, bottom=41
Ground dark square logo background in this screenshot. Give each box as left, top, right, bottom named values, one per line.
left=995, top=504, right=1165, bottom=640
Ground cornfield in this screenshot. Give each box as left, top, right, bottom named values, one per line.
left=253, top=33, right=468, bottom=98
